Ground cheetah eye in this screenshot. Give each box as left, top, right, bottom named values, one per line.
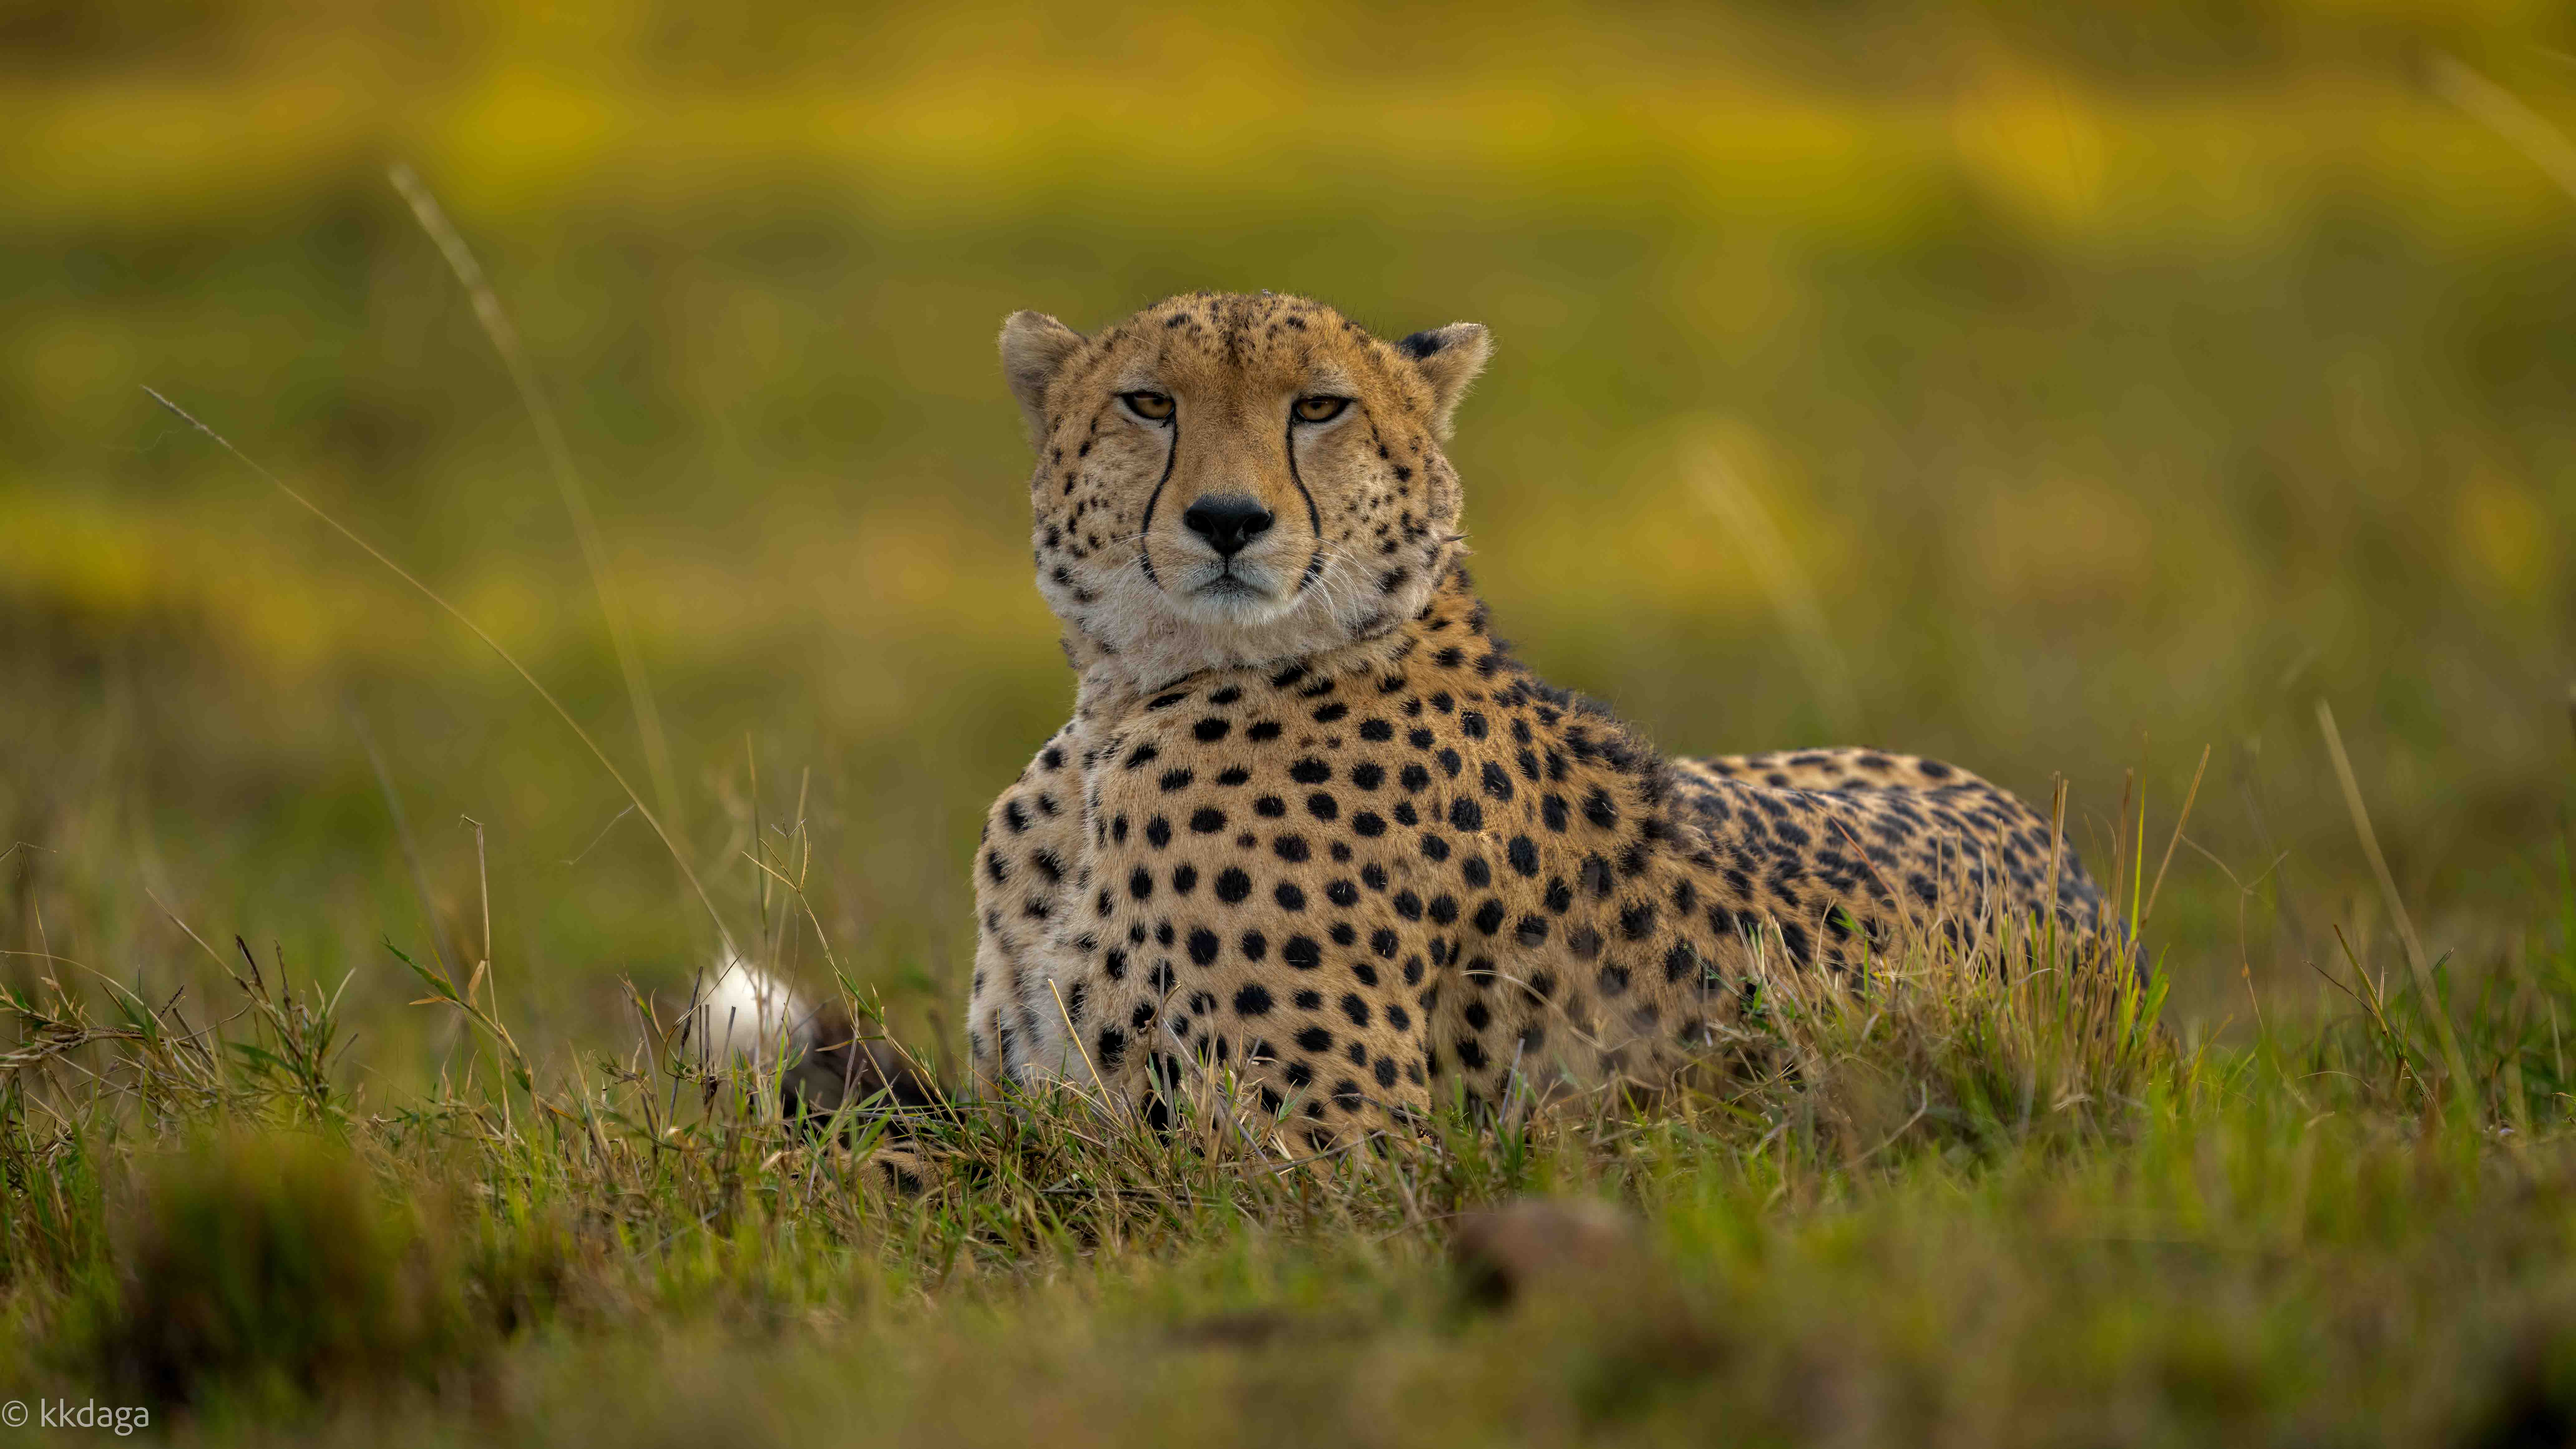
left=1119, top=390, right=1174, bottom=422
left=1292, top=395, right=1351, bottom=424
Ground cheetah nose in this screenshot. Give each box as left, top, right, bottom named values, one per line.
left=1180, top=495, right=1275, bottom=557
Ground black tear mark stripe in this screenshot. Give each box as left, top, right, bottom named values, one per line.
left=1282, top=415, right=1326, bottom=593
left=1135, top=404, right=1181, bottom=590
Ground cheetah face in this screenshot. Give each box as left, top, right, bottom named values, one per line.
left=998, top=292, right=1490, bottom=683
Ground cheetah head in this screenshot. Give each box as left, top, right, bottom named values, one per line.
left=998, top=291, right=1489, bottom=686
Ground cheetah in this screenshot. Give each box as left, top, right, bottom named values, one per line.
left=738, top=292, right=2110, bottom=1150
left=930, top=289, right=2112, bottom=1150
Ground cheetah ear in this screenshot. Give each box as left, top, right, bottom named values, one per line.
left=1393, top=322, right=1491, bottom=438
left=999, top=310, right=1085, bottom=445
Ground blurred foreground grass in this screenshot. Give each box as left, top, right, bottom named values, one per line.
left=3, top=0, right=2575, bottom=1440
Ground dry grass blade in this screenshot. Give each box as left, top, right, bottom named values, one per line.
left=2315, top=699, right=2469, bottom=1094
left=348, top=705, right=457, bottom=981
left=2141, top=744, right=2211, bottom=930
left=2429, top=53, right=2576, bottom=200
left=139, top=386, right=732, bottom=949
left=1683, top=437, right=1862, bottom=739
left=387, top=162, right=688, bottom=850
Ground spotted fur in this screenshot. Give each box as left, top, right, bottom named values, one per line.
left=963, top=290, right=2107, bottom=1149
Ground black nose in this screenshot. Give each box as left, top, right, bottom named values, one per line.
left=1180, top=495, right=1275, bottom=557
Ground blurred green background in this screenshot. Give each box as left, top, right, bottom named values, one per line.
left=4, top=0, right=2571, bottom=1082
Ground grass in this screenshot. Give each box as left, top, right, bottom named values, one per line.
left=6, top=812, right=2576, bottom=1443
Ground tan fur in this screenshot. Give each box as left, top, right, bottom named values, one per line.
left=963, top=290, right=2108, bottom=1151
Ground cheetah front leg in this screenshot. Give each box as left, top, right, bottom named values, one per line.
left=965, top=719, right=1094, bottom=1095
left=1042, top=750, right=1441, bottom=1153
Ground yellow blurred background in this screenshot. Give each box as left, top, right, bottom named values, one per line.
left=4, top=0, right=2571, bottom=1071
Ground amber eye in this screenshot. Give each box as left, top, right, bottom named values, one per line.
left=1120, top=390, right=1174, bottom=422
left=1292, top=395, right=1351, bottom=424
